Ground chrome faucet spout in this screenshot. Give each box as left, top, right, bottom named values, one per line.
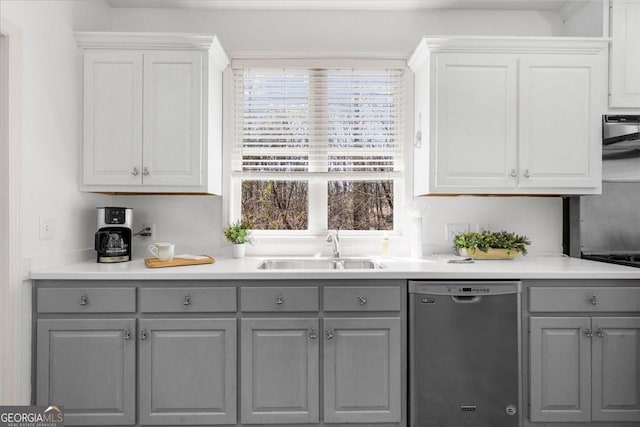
left=326, top=231, right=341, bottom=258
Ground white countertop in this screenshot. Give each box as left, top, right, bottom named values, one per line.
left=29, top=255, right=640, bottom=281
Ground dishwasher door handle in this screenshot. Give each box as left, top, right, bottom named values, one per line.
left=451, top=295, right=482, bottom=303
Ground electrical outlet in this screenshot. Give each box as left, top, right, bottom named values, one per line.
left=445, top=223, right=469, bottom=243
left=475, top=223, right=493, bottom=232
left=39, top=217, right=53, bottom=240
left=142, top=223, right=156, bottom=240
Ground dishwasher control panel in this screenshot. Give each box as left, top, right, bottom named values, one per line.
left=451, top=286, right=491, bottom=293
left=408, top=281, right=521, bottom=296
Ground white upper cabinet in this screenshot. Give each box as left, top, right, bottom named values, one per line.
left=142, top=52, right=203, bottom=187
left=610, top=0, right=640, bottom=108
left=432, top=54, right=518, bottom=189
left=83, top=52, right=143, bottom=187
left=519, top=54, right=603, bottom=189
left=410, top=37, right=608, bottom=195
left=76, top=33, right=229, bottom=193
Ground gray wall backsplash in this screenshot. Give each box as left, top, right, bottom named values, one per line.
left=580, top=182, right=640, bottom=254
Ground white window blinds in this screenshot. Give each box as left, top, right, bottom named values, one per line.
left=232, top=66, right=405, bottom=181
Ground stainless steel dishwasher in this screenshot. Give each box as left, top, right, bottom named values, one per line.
left=409, top=281, right=521, bottom=427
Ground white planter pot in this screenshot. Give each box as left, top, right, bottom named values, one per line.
left=231, top=243, right=246, bottom=259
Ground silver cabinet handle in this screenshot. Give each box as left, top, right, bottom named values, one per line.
left=140, top=330, right=148, bottom=340
left=309, top=328, right=317, bottom=340
left=131, top=167, right=139, bottom=176
left=79, top=294, right=88, bottom=305
left=183, top=294, right=191, bottom=305
left=123, top=329, right=131, bottom=340
left=584, top=328, right=593, bottom=338
left=326, top=329, right=334, bottom=340
left=523, top=169, right=531, bottom=178
left=143, top=167, right=150, bottom=176
left=357, top=296, right=367, bottom=305
left=595, top=327, right=604, bottom=338
left=275, top=294, right=284, bottom=305
left=510, top=169, right=517, bottom=178
left=588, top=294, right=598, bottom=305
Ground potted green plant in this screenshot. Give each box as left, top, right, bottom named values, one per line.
left=223, top=220, right=253, bottom=259
left=453, top=230, right=530, bottom=260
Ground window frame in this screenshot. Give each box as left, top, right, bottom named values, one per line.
left=223, top=53, right=411, bottom=241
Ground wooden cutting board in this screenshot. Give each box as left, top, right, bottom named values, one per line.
left=145, top=256, right=215, bottom=268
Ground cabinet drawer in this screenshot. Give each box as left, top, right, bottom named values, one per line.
left=324, top=286, right=400, bottom=311
left=139, top=287, right=236, bottom=313
left=241, top=287, right=318, bottom=312
left=529, top=287, right=640, bottom=312
left=37, top=287, right=136, bottom=313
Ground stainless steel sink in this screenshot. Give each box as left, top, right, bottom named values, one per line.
left=256, top=258, right=385, bottom=270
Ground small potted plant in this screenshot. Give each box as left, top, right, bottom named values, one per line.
left=454, top=230, right=530, bottom=260
left=223, top=220, right=253, bottom=259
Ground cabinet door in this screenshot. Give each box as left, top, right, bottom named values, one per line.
left=142, top=52, right=203, bottom=187
left=36, top=319, right=135, bottom=425
left=529, top=317, right=591, bottom=422
left=519, top=54, right=604, bottom=190
left=433, top=54, right=518, bottom=190
left=323, top=317, right=401, bottom=423
left=138, top=318, right=237, bottom=425
left=592, top=317, right=640, bottom=422
left=83, top=52, right=143, bottom=186
left=610, top=0, right=640, bottom=108
left=241, top=318, right=319, bottom=424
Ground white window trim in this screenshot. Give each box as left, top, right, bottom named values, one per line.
left=222, top=51, right=413, bottom=248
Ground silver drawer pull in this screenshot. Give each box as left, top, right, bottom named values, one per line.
left=309, top=328, right=317, bottom=340
left=143, top=166, right=150, bottom=176
left=510, top=169, right=517, bottom=178
left=131, top=167, right=139, bottom=176
left=183, top=294, right=191, bottom=305
left=523, top=169, right=531, bottom=178
left=79, top=294, right=88, bottom=305
left=326, top=329, right=334, bottom=340
left=357, top=296, right=367, bottom=305
left=595, top=327, right=604, bottom=338
left=584, top=328, right=593, bottom=338
left=123, top=329, right=131, bottom=340
left=275, top=294, right=284, bottom=305
left=588, top=294, right=598, bottom=305
left=140, top=330, right=148, bottom=340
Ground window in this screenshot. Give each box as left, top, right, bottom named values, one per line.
left=230, top=60, right=405, bottom=235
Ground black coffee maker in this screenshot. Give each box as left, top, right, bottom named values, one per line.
left=95, top=207, right=133, bottom=263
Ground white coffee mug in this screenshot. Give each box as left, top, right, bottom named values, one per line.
left=149, top=243, right=175, bottom=262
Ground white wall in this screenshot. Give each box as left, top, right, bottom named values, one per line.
left=0, top=0, right=112, bottom=404
left=110, top=8, right=564, bottom=52
left=109, top=7, right=565, bottom=258
left=563, top=0, right=606, bottom=37
left=1, top=0, right=113, bottom=269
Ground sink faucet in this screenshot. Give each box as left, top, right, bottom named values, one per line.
left=326, top=230, right=341, bottom=258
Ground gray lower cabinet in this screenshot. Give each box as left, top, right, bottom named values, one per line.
left=138, top=318, right=237, bottom=425
left=530, top=316, right=640, bottom=423
left=592, top=317, right=640, bottom=422
left=36, top=281, right=405, bottom=427
left=529, top=316, right=591, bottom=422
left=36, top=318, right=136, bottom=426
left=323, top=317, right=401, bottom=423
left=241, top=317, right=320, bottom=424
